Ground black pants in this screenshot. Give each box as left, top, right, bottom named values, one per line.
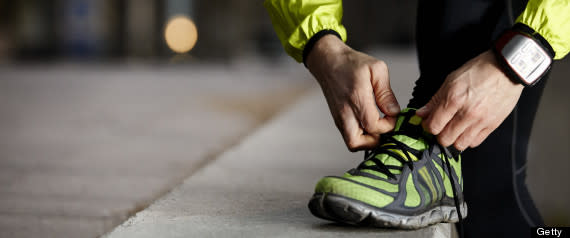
left=412, top=0, right=544, bottom=237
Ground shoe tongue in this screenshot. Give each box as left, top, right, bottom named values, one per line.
left=395, top=109, right=459, bottom=157
left=391, top=108, right=428, bottom=149
left=394, top=108, right=423, bottom=134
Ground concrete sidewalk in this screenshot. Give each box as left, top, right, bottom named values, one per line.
left=105, top=89, right=455, bottom=238
left=0, top=63, right=311, bottom=238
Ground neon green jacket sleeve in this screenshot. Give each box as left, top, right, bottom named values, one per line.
left=516, top=0, right=570, bottom=59
left=264, top=0, right=347, bottom=62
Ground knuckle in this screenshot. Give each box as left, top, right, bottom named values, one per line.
left=465, top=109, right=478, bottom=119
left=428, top=121, right=442, bottom=134
left=480, top=131, right=491, bottom=141
left=372, top=60, right=388, bottom=72
left=346, top=139, right=361, bottom=152
left=471, top=138, right=484, bottom=148
left=445, top=84, right=467, bottom=107
left=442, top=136, right=452, bottom=146
left=474, top=134, right=487, bottom=146
left=446, top=71, right=459, bottom=81
left=354, top=65, right=369, bottom=78
left=376, top=122, right=393, bottom=134
left=454, top=143, right=466, bottom=151
left=454, top=138, right=468, bottom=150
left=447, top=77, right=465, bottom=89
left=471, top=101, right=486, bottom=114
left=361, top=120, right=373, bottom=132
left=446, top=92, right=464, bottom=108
left=430, top=94, right=441, bottom=105
left=363, top=121, right=380, bottom=133
left=490, top=122, right=502, bottom=131
left=438, top=136, right=451, bottom=147
left=469, top=141, right=482, bottom=148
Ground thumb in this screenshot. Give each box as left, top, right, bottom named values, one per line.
left=370, top=63, right=400, bottom=116
left=416, top=100, right=433, bottom=117
left=376, top=87, right=400, bottom=117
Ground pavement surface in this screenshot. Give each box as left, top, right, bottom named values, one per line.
left=0, top=61, right=311, bottom=238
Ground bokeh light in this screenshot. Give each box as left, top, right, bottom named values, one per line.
left=164, top=15, right=198, bottom=54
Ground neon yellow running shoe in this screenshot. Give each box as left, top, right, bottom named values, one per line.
left=308, top=108, right=467, bottom=229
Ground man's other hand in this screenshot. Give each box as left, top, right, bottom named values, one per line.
left=306, top=35, right=400, bottom=152
left=416, top=50, right=524, bottom=151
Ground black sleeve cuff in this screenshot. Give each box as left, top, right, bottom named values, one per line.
left=302, top=29, right=342, bottom=67
left=512, top=23, right=555, bottom=59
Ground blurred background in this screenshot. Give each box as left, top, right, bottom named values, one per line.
left=0, top=0, right=415, bottom=61
left=0, top=0, right=567, bottom=237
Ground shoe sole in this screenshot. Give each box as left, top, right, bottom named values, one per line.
left=308, top=192, right=468, bottom=229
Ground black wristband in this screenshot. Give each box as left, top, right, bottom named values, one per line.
left=302, top=29, right=342, bottom=67
left=511, top=23, right=555, bottom=58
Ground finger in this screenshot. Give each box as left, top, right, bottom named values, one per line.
left=353, top=89, right=395, bottom=135
left=415, top=100, right=432, bottom=117
left=356, top=104, right=396, bottom=135
left=454, top=122, right=484, bottom=150
left=340, top=107, right=380, bottom=152
left=370, top=61, right=400, bottom=116
left=437, top=109, right=474, bottom=147
left=470, top=127, right=493, bottom=148
left=421, top=90, right=461, bottom=135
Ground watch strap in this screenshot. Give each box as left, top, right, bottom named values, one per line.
left=493, top=23, right=553, bottom=87
left=511, top=23, right=555, bottom=58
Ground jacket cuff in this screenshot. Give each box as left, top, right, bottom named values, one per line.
left=515, top=0, right=570, bottom=60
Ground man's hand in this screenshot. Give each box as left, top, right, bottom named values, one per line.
left=306, top=35, right=400, bottom=151
left=416, top=50, right=524, bottom=150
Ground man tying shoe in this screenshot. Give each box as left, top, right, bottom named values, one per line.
left=264, top=0, right=569, bottom=237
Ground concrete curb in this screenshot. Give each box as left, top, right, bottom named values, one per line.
left=105, top=89, right=454, bottom=238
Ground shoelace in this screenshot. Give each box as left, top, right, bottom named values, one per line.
left=438, top=144, right=464, bottom=238
left=361, top=132, right=464, bottom=237
left=360, top=131, right=418, bottom=180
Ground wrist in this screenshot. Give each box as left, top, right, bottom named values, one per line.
left=305, top=33, right=347, bottom=70
left=484, top=51, right=524, bottom=90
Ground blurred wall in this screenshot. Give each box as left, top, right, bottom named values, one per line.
left=0, top=0, right=418, bottom=62
left=344, top=1, right=417, bottom=50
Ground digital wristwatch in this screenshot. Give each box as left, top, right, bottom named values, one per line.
left=493, top=23, right=555, bottom=87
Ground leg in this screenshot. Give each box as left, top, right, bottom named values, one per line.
left=461, top=75, right=547, bottom=237
left=413, top=0, right=544, bottom=235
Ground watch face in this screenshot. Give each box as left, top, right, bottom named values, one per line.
left=501, top=34, right=552, bottom=85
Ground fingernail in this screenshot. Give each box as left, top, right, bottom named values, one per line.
left=389, top=104, right=400, bottom=114
left=416, top=106, right=428, bottom=115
